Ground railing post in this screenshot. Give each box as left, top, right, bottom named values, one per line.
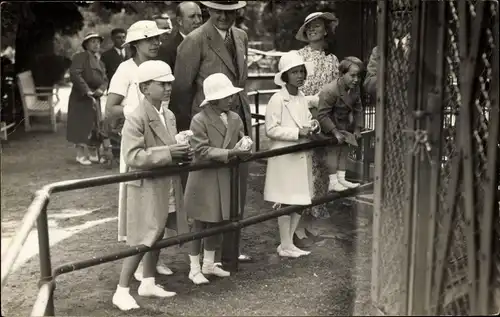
left=221, top=164, right=241, bottom=272
left=255, top=92, right=260, bottom=152
left=36, top=200, right=54, bottom=316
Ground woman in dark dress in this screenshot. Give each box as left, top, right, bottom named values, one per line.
left=66, top=32, right=108, bottom=165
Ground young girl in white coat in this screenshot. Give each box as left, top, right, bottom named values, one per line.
left=264, top=51, right=321, bottom=258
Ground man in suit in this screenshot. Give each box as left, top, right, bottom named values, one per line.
left=101, top=28, right=127, bottom=84
left=171, top=0, right=252, bottom=265
left=158, top=1, right=203, bottom=69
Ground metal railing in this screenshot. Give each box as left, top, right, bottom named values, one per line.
left=1, top=89, right=376, bottom=316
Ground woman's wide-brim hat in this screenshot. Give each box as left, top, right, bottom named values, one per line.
left=274, top=51, right=314, bottom=87
left=81, top=32, right=103, bottom=49
left=200, top=73, right=243, bottom=107
left=123, top=20, right=169, bottom=46
left=295, top=12, right=339, bottom=42
left=200, top=1, right=247, bottom=11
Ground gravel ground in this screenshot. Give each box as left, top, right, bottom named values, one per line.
left=1, top=123, right=373, bottom=316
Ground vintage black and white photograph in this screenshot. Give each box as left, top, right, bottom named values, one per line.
left=1, top=0, right=499, bottom=316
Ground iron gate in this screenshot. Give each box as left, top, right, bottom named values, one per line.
left=372, top=0, right=499, bottom=315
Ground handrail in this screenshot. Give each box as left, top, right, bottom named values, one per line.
left=51, top=182, right=373, bottom=279
left=1, top=190, right=50, bottom=288
left=0, top=134, right=344, bottom=289
left=247, top=89, right=280, bottom=97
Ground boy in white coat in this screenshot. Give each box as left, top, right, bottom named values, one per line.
left=112, top=60, right=192, bottom=311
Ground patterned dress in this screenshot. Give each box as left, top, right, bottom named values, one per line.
left=297, top=45, right=339, bottom=219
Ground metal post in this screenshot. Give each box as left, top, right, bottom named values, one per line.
left=36, top=201, right=54, bottom=316
left=371, top=0, right=388, bottom=311
left=221, top=165, right=240, bottom=272
left=255, top=92, right=260, bottom=152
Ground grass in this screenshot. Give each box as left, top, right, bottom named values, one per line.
left=1, top=123, right=374, bottom=316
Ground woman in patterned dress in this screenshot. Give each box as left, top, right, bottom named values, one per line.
left=294, top=12, right=340, bottom=246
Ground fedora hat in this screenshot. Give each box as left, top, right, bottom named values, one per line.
left=81, top=32, right=103, bottom=49
left=137, top=60, right=175, bottom=83
left=200, top=1, right=247, bottom=11
left=123, top=20, right=169, bottom=46
left=295, top=12, right=339, bottom=42
left=200, top=73, right=243, bottom=107
left=274, top=51, right=314, bottom=87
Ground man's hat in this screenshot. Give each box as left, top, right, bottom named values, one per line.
left=200, top=1, right=247, bottom=11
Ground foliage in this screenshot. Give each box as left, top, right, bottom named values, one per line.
left=262, top=0, right=337, bottom=51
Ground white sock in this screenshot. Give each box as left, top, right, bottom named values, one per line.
left=203, top=250, right=215, bottom=265
left=116, top=285, right=130, bottom=294
left=338, top=171, right=346, bottom=179
left=278, top=215, right=292, bottom=249
left=189, top=255, right=201, bottom=269
left=289, top=213, right=301, bottom=239
left=141, top=277, right=155, bottom=286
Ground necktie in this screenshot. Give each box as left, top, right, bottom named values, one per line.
left=220, top=112, right=228, bottom=127
left=224, top=31, right=235, bottom=59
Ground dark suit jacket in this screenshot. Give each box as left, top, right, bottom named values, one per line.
left=158, top=31, right=184, bottom=70
left=171, top=21, right=251, bottom=135
left=101, top=47, right=125, bottom=84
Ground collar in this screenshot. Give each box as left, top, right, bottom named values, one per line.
left=144, top=98, right=163, bottom=114
left=179, top=31, right=187, bottom=39
left=213, top=24, right=229, bottom=39
left=280, top=86, right=304, bottom=102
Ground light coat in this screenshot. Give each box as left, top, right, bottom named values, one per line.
left=264, top=88, right=314, bottom=206
left=119, top=98, right=189, bottom=247
left=184, top=106, right=247, bottom=223
left=171, top=21, right=252, bottom=135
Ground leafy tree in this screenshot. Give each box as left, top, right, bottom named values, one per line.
left=0, top=1, right=169, bottom=123
left=262, top=0, right=337, bottom=52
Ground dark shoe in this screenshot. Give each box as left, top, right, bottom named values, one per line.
left=293, top=234, right=314, bottom=248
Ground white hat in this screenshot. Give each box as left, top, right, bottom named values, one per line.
left=201, top=1, right=247, bottom=11
left=199, top=73, right=243, bottom=107
left=82, top=32, right=103, bottom=49
left=137, top=60, right=175, bottom=83
left=123, top=20, right=169, bottom=46
left=295, top=12, right=339, bottom=42
left=274, top=51, right=314, bottom=87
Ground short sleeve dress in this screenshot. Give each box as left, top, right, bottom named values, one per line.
left=297, top=45, right=339, bottom=219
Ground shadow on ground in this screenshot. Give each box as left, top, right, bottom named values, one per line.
left=1, top=124, right=373, bottom=316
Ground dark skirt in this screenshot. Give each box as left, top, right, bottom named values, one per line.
left=66, top=89, right=101, bottom=146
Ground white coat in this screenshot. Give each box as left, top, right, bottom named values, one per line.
left=263, top=87, right=315, bottom=206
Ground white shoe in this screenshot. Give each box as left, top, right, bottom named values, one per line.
left=76, top=156, right=92, bottom=166
left=88, top=155, right=106, bottom=164
left=337, top=171, right=360, bottom=189
left=328, top=174, right=348, bottom=192
left=134, top=264, right=143, bottom=281
left=156, top=264, right=174, bottom=276
left=189, top=270, right=210, bottom=285
left=138, top=282, right=176, bottom=298
left=290, top=244, right=311, bottom=256
left=277, top=245, right=301, bottom=258
left=134, top=263, right=173, bottom=281
left=338, top=178, right=360, bottom=189
left=112, top=287, right=140, bottom=311
left=202, top=263, right=230, bottom=277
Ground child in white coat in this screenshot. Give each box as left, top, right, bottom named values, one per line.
left=264, top=51, right=321, bottom=258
